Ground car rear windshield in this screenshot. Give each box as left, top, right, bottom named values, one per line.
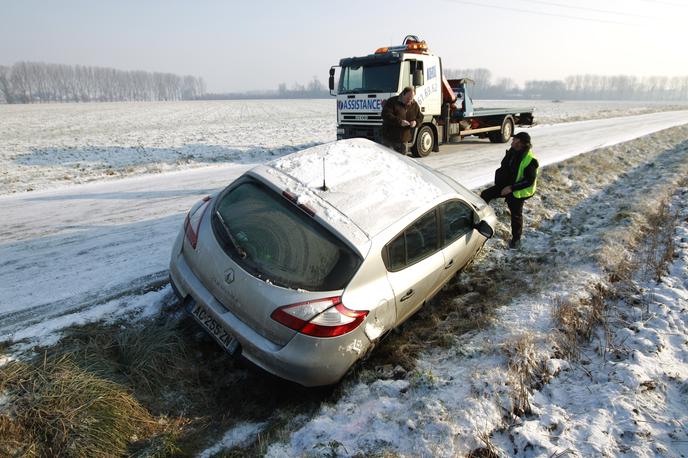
left=212, top=179, right=362, bottom=291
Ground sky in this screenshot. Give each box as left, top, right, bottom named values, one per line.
left=1, top=0, right=687, bottom=93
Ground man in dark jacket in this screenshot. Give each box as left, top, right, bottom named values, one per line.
left=480, top=131, right=539, bottom=249
left=381, top=86, right=424, bottom=154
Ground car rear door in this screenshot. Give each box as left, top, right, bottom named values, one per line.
left=384, top=208, right=444, bottom=325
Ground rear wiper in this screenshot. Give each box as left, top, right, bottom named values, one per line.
left=215, top=210, right=247, bottom=259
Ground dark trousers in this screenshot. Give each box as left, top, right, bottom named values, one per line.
left=480, top=186, right=525, bottom=241
left=382, top=139, right=406, bottom=154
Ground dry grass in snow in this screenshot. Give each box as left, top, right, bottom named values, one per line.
left=0, top=355, right=164, bottom=457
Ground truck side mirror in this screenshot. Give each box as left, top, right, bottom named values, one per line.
left=413, top=69, right=424, bottom=87
left=329, top=68, right=335, bottom=91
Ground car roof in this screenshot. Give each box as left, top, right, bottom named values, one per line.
left=252, top=138, right=457, bottom=243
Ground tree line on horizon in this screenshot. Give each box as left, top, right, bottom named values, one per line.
left=197, top=76, right=328, bottom=101
left=2, top=63, right=687, bottom=103
left=203, top=70, right=688, bottom=101
left=0, top=62, right=206, bottom=103
left=444, top=68, right=688, bottom=101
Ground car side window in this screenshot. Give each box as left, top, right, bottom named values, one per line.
left=385, top=209, right=439, bottom=271
left=407, top=210, right=438, bottom=263
left=441, top=200, right=474, bottom=245
left=388, top=235, right=406, bottom=271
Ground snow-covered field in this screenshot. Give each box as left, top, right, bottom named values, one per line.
left=478, top=99, right=688, bottom=125
left=0, top=99, right=332, bottom=194
left=1, top=100, right=688, bottom=456
left=1, top=99, right=687, bottom=195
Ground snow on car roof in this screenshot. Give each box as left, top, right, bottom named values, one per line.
left=259, top=138, right=453, bottom=240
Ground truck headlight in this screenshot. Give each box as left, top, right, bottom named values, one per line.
left=337, top=128, right=345, bottom=135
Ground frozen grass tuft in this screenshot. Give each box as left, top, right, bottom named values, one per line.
left=0, top=355, right=156, bottom=457
left=55, top=320, right=193, bottom=397
left=467, top=429, right=501, bottom=458
left=640, top=196, right=679, bottom=283
left=551, top=284, right=610, bottom=361
left=503, top=333, right=545, bottom=416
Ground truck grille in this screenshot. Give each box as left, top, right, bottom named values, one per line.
left=340, top=112, right=382, bottom=124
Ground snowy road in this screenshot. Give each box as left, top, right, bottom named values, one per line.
left=426, top=109, right=688, bottom=189
left=1, top=110, right=688, bottom=342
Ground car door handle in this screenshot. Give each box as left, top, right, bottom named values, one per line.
left=400, top=289, right=415, bottom=302
left=444, top=259, right=454, bottom=269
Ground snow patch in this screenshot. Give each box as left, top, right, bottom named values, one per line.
left=7, top=286, right=170, bottom=349
left=198, top=421, right=267, bottom=458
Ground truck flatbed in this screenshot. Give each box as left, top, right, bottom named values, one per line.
left=468, top=107, right=535, bottom=117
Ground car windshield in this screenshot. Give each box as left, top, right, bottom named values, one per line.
left=338, top=63, right=400, bottom=94
left=212, top=180, right=362, bottom=291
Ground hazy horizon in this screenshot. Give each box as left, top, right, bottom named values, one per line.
left=2, top=0, right=687, bottom=93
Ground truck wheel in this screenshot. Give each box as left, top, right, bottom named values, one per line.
left=412, top=125, right=434, bottom=157
left=493, top=117, right=514, bottom=143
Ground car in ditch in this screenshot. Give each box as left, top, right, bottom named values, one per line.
left=168, top=138, right=496, bottom=386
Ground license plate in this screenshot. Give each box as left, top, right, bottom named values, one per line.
left=191, top=302, right=240, bottom=354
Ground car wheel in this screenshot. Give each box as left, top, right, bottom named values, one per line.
left=412, top=125, right=434, bottom=157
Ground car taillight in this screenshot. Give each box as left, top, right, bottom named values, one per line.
left=271, top=296, right=368, bottom=338
left=184, top=196, right=211, bottom=249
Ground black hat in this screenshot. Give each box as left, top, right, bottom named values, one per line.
left=512, top=132, right=531, bottom=143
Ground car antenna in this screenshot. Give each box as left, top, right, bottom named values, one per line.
left=319, top=156, right=328, bottom=191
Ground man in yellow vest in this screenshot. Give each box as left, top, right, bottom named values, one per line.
left=480, top=131, right=539, bottom=249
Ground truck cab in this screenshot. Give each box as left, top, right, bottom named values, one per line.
left=330, top=36, right=443, bottom=153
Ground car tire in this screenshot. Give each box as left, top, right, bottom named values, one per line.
left=412, top=125, right=434, bottom=157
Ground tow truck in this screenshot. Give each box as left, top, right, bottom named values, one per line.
left=328, top=35, right=534, bottom=157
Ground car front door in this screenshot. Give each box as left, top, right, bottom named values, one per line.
left=384, top=209, right=444, bottom=325
left=439, top=199, right=479, bottom=282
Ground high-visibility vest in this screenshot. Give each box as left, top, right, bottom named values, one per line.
left=513, top=150, right=538, bottom=199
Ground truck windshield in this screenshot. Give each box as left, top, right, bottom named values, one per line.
left=339, top=63, right=400, bottom=94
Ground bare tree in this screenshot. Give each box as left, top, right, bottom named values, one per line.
left=0, top=65, right=12, bottom=103
left=307, top=76, right=324, bottom=94
left=278, top=82, right=287, bottom=96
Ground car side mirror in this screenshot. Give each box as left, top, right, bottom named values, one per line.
left=475, top=220, right=494, bottom=239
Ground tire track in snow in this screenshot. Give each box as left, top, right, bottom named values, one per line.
left=0, top=271, right=169, bottom=342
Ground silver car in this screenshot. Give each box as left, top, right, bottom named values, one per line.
left=169, top=138, right=495, bottom=386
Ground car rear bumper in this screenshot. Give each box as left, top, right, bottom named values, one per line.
left=169, top=250, right=371, bottom=387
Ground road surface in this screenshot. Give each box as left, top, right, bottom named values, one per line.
left=2, top=110, right=688, bottom=341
